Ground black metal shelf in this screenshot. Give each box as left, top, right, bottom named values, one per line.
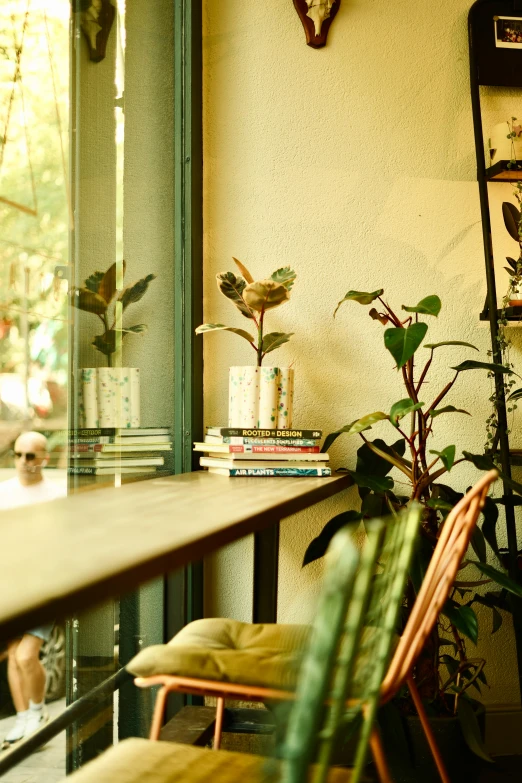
left=486, top=159, right=522, bottom=181
left=479, top=306, right=522, bottom=321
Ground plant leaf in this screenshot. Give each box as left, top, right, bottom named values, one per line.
left=323, top=412, right=389, bottom=453
left=118, top=273, right=156, bottom=311
left=457, top=698, right=494, bottom=763
left=333, top=289, right=384, bottom=317
left=424, top=340, right=479, bottom=351
left=262, top=331, right=294, bottom=354
left=347, top=471, right=394, bottom=493
left=195, top=323, right=255, bottom=345
left=507, top=256, right=518, bottom=271
left=70, top=288, right=107, bottom=315
left=356, top=438, right=407, bottom=478
left=451, top=360, right=512, bottom=374
left=98, top=260, right=126, bottom=305
left=232, top=257, right=254, bottom=283
left=215, top=272, right=253, bottom=319
left=507, top=387, right=522, bottom=401
left=270, top=266, right=296, bottom=290
left=389, top=398, right=424, bottom=427
left=469, top=561, right=522, bottom=598
left=430, top=406, right=471, bottom=418
left=481, top=497, right=500, bottom=555
left=92, top=327, right=145, bottom=356
left=402, top=295, right=441, bottom=317
left=470, top=527, right=487, bottom=563
left=302, top=511, right=362, bottom=566
left=84, top=271, right=105, bottom=294
left=429, top=445, right=456, bottom=472
left=243, top=280, right=289, bottom=312
left=384, top=322, right=428, bottom=369
left=426, top=497, right=453, bottom=511
left=369, top=308, right=388, bottom=325
left=462, top=451, right=496, bottom=471
left=442, top=600, right=478, bottom=644
left=502, top=201, right=521, bottom=242
left=123, top=324, right=147, bottom=333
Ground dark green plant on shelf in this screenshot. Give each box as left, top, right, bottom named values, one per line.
left=195, top=257, right=296, bottom=367
left=303, top=288, right=522, bottom=759
left=70, top=261, right=156, bottom=367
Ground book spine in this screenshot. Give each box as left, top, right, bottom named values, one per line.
left=69, top=429, right=117, bottom=437
left=70, top=444, right=104, bottom=452
left=223, top=467, right=332, bottom=477
left=220, top=437, right=318, bottom=446
left=67, top=466, right=100, bottom=475
left=208, top=428, right=322, bottom=439
left=69, top=437, right=113, bottom=445
left=228, top=445, right=320, bottom=453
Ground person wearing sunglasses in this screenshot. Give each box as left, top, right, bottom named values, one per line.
left=0, top=431, right=65, bottom=748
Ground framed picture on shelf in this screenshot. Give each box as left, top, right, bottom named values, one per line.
left=494, top=15, right=522, bottom=49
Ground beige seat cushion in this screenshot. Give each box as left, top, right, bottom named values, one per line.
left=127, top=618, right=310, bottom=690
left=64, top=737, right=352, bottom=782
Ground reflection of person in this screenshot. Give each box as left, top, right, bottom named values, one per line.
left=0, top=432, right=65, bottom=748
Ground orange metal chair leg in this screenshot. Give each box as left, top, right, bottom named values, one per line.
left=213, top=697, right=225, bottom=750
left=369, top=727, right=393, bottom=783
left=406, top=674, right=450, bottom=783
left=149, top=685, right=169, bottom=740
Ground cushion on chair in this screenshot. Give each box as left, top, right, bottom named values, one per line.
left=62, top=737, right=352, bottom=782
left=126, top=618, right=311, bottom=690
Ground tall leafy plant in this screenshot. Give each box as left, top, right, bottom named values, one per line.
left=70, top=261, right=156, bottom=366
left=196, top=258, right=296, bottom=366
left=304, top=288, right=522, bottom=754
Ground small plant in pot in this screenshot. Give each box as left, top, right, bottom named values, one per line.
left=196, top=258, right=297, bottom=428
left=303, top=288, right=522, bottom=780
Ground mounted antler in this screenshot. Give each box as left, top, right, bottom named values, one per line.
left=293, top=0, right=340, bottom=48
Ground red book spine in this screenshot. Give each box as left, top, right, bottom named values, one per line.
left=69, top=444, right=103, bottom=452
left=228, top=445, right=320, bottom=453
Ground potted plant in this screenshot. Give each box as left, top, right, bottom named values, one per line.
left=303, top=288, right=522, bottom=781
left=196, top=258, right=296, bottom=428
left=70, top=261, right=156, bottom=427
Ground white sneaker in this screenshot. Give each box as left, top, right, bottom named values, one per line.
left=2, top=711, right=28, bottom=748
left=23, top=707, right=49, bottom=739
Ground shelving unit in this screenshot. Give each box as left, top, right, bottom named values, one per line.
left=469, top=0, right=522, bottom=696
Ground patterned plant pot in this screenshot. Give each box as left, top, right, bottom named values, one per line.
left=79, top=367, right=140, bottom=428
left=228, top=366, right=294, bottom=428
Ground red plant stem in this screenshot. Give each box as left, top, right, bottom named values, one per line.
left=377, top=297, right=402, bottom=327
left=425, top=372, right=459, bottom=417
left=256, top=310, right=265, bottom=366
left=451, top=623, right=466, bottom=664
left=416, top=350, right=434, bottom=394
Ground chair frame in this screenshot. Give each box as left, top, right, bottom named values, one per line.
left=135, top=470, right=498, bottom=781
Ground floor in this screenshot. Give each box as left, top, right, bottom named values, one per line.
left=0, top=698, right=66, bottom=783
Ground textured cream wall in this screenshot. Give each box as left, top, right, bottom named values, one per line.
left=202, top=0, right=521, bottom=705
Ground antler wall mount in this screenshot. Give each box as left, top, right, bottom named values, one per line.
left=293, top=0, right=340, bottom=48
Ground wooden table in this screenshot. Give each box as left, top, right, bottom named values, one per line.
left=0, top=471, right=351, bottom=640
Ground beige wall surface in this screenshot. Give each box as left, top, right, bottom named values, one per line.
left=202, top=0, right=522, bottom=706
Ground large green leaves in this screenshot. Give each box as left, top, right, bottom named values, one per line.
left=333, top=289, right=383, bottom=317
left=424, top=340, right=478, bottom=351
left=98, top=260, right=126, bottom=305
left=481, top=497, right=500, bottom=555
left=508, top=387, right=522, bottom=401
left=384, top=322, right=428, bottom=369
left=261, top=331, right=294, bottom=354
left=270, top=266, right=296, bottom=290
left=92, top=325, right=147, bottom=356
left=429, top=445, right=456, bottom=472
left=469, top=561, right=522, bottom=598
left=347, top=471, right=394, bottom=492
left=502, top=201, right=521, bottom=242
left=389, top=398, right=424, bottom=427
left=119, top=273, right=156, bottom=311
left=232, top=257, right=254, bottom=283
left=84, top=271, right=105, bottom=294
left=402, top=295, right=441, bottom=317
left=195, top=323, right=255, bottom=345
left=216, top=272, right=254, bottom=319
left=322, top=411, right=389, bottom=452
left=243, top=280, right=289, bottom=312
left=442, top=600, right=478, bottom=644
left=430, top=406, right=471, bottom=418
left=302, top=510, right=362, bottom=566
left=451, top=360, right=512, bottom=374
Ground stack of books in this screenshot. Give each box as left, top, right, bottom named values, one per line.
left=195, top=427, right=330, bottom=477
left=68, top=427, right=172, bottom=476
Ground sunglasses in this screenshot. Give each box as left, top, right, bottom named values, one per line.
left=13, top=451, right=42, bottom=461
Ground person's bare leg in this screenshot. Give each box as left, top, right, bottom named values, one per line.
left=7, top=640, right=28, bottom=712
left=15, top=635, right=46, bottom=704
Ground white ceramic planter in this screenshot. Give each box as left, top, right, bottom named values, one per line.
left=228, top=366, right=294, bottom=428
left=79, top=367, right=140, bottom=428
